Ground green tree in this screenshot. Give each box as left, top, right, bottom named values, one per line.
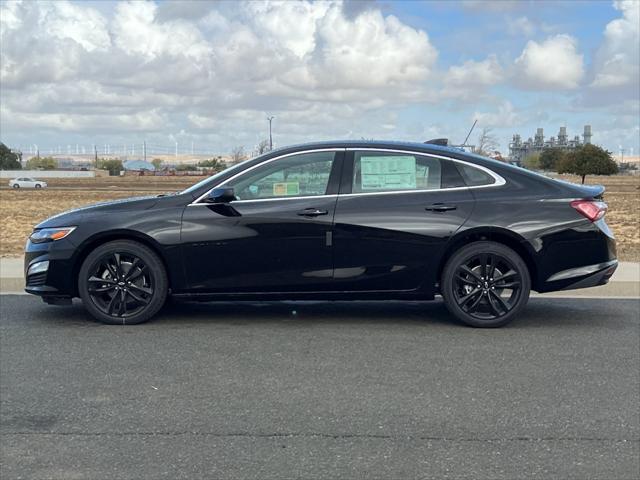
left=96, top=158, right=123, bottom=176
left=522, top=152, right=541, bottom=170
left=539, top=148, right=565, bottom=171
left=557, top=144, right=618, bottom=184
left=0, top=142, right=21, bottom=170
left=26, top=156, right=57, bottom=169
left=198, top=157, right=225, bottom=171
left=151, top=158, right=163, bottom=170
left=175, top=164, right=195, bottom=172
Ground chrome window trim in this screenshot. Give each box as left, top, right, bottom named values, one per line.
left=210, top=194, right=339, bottom=205
left=346, top=147, right=506, bottom=188
left=188, top=147, right=506, bottom=206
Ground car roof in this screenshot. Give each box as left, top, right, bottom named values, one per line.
left=270, top=139, right=521, bottom=173
left=274, top=139, right=465, bottom=156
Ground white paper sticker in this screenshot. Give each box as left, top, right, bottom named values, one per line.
left=360, top=156, right=416, bottom=190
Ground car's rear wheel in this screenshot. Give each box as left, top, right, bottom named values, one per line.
left=78, top=240, right=168, bottom=325
left=441, top=241, right=530, bottom=327
left=35, top=184, right=42, bottom=188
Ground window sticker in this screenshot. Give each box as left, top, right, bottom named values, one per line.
left=360, top=156, right=416, bottom=190
left=273, top=182, right=300, bottom=196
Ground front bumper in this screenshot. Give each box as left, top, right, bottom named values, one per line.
left=24, top=238, right=77, bottom=298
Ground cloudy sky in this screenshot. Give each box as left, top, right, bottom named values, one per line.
left=1, top=0, right=638, bottom=156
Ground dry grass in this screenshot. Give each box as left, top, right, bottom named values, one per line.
left=1, top=174, right=639, bottom=260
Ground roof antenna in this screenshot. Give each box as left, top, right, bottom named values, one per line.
left=462, top=119, right=477, bottom=147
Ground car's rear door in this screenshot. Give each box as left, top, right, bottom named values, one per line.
left=180, top=149, right=344, bottom=293
left=332, top=149, right=475, bottom=294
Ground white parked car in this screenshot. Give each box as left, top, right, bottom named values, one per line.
left=8, top=177, right=48, bottom=189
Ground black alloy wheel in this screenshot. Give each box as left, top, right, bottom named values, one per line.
left=78, top=240, right=168, bottom=324
left=12, top=184, right=19, bottom=188
left=442, top=241, right=530, bottom=327
left=35, top=184, right=42, bottom=188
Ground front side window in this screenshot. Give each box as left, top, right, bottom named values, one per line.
left=226, top=151, right=335, bottom=200
left=352, top=152, right=444, bottom=193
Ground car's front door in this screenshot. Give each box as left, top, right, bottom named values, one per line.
left=332, top=150, right=476, bottom=294
left=180, top=150, right=343, bottom=293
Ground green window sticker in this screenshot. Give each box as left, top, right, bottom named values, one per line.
left=273, top=182, right=300, bottom=196
left=360, top=156, right=416, bottom=190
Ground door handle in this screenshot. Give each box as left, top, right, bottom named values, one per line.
left=425, top=203, right=457, bottom=212
left=297, top=208, right=329, bottom=217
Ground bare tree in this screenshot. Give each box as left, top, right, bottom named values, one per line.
left=230, top=146, right=246, bottom=165
left=256, top=139, right=270, bottom=155
left=474, top=127, right=499, bottom=156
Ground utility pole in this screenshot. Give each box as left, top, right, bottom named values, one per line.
left=267, top=116, right=275, bottom=151
left=175, top=141, right=178, bottom=158
left=143, top=140, right=147, bottom=163
left=94, top=144, right=98, bottom=168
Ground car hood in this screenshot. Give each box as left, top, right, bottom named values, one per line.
left=35, top=195, right=160, bottom=229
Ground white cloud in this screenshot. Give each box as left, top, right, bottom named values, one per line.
left=507, top=16, right=536, bottom=37
left=442, top=55, right=503, bottom=101
left=472, top=101, right=519, bottom=129
left=591, top=0, right=639, bottom=88
left=0, top=0, right=439, bottom=147
left=514, top=34, right=584, bottom=89
left=445, top=55, right=502, bottom=87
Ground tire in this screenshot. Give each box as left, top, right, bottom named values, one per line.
left=35, top=184, right=41, bottom=188
left=78, top=240, right=168, bottom=325
left=441, top=241, right=530, bottom=328
left=12, top=184, right=19, bottom=189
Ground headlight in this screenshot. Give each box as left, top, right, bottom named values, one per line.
left=29, top=227, right=76, bottom=244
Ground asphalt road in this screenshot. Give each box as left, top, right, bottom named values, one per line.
left=1, top=295, right=638, bottom=480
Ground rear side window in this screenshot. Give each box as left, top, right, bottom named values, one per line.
left=456, top=163, right=496, bottom=187
left=352, top=152, right=443, bottom=193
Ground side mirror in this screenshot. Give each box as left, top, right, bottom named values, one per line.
left=208, top=187, right=236, bottom=204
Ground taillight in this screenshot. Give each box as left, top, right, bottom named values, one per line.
left=571, top=200, right=607, bottom=222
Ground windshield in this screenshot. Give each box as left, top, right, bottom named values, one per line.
left=180, top=160, right=251, bottom=196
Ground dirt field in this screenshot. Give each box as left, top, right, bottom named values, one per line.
left=1, top=174, right=638, bottom=260
left=0, top=176, right=200, bottom=258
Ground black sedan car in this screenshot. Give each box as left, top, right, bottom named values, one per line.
left=24, top=141, right=617, bottom=327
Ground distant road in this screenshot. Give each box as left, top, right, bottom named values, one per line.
left=1, top=296, right=638, bottom=479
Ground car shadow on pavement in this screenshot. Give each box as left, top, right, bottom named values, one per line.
left=158, top=298, right=458, bottom=326
left=21, top=296, right=637, bottom=329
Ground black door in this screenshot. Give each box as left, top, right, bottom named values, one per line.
left=332, top=150, right=475, bottom=294
left=180, top=150, right=343, bottom=293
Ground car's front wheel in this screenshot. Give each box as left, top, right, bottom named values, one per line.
left=35, top=184, right=42, bottom=188
left=12, top=184, right=19, bottom=189
left=441, top=241, right=530, bottom=327
left=78, top=240, right=168, bottom=325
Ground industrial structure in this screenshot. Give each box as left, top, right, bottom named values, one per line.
left=509, top=125, right=592, bottom=164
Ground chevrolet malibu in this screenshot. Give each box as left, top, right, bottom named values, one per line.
left=24, top=141, right=617, bottom=327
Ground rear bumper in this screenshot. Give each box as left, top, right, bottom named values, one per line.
left=535, top=216, right=618, bottom=293
left=548, top=260, right=618, bottom=291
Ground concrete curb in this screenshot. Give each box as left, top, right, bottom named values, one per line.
left=1, top=257, right=639, bottom=298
